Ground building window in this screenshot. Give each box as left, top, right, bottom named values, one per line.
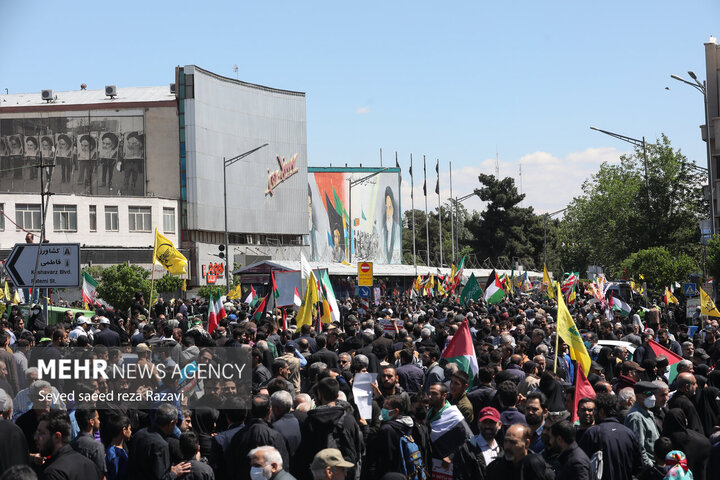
left=53, top=205, right=77, bottom=232
left=105, top=206, right=119, bottom=232
left=89, top=205, right=97, bottom=232
left=163, top=208, right=175, bottom=233
left=129, top=206, right=152, bottom=232
left=15, top=204, right=41, bottom=231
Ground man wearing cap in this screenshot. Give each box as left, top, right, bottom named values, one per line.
left=624, top=381, right=660, bottom=467
left=68, top=316, right=91, bottom=343
left=93, top=317, right=120, bottom=347
left=613, top=361, right=644, bottom=393
left=469, top=406, right=503, bottom=466
left=310, top=448, right=353, bottom=480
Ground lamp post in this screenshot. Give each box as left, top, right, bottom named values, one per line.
left=543, top=207, right=568, bottom=267
left=348, top=167, right=389, bottom=262
left=451, top=192, right=476, bottom=262
left=590, top=126, right=651, bottom=216
left=223, top=143, right=269, bottom=293
left=670, top=72, right=715, bottom=237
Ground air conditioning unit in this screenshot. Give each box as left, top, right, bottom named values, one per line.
left=41, top=89, right=53, bottom=102
left=169, top=83, right=176, bottom=95
left=105, top=85, right=117, bottom=98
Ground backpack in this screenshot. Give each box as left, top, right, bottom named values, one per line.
left=399, top=434, right=427, bottom=480
left=325, top=413, right=348, bottom=450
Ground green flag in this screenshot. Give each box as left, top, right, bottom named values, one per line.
left=460, top=273, right=483, bottom=304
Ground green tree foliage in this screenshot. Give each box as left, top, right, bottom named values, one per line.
left=402, top=202, right=463, bottom=267
left=82, top=265, right=106, bottom=280
left=96, top=264, right=150, bottom=313
left=560, top=135, right=705, bottom=273
left=706, top=235, right=720, bottom=286
left=617, top=246, right=697, bottom=290
left=155, top=273, right=184, bottom=293
left=197, top=285, right=224, bottom=300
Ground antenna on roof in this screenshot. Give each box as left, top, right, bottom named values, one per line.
left=233, top=64, right=239, bottom=80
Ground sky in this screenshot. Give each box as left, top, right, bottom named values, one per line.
left=2, top=0, right=718, bottom=215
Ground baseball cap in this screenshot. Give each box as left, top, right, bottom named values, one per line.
left=310, top=449, right=354, bottom=470
left=76, top=316, right=89, bottom=325
left=623, top=361, right=645, bottom=372
left=477, top=406, right=501, bottom=423
left=694, top=348, right=710, bottom=360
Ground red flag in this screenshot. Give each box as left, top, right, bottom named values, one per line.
left=208, top=293, right=218, bottom=334
left=572, top=364, right=596, bottom=422
left=648, top=339, right=684, bottom=383
left=282, top=308, right=287, bottom=331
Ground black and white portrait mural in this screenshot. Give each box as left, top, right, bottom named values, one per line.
left=0, top=115, right=145, bottom=196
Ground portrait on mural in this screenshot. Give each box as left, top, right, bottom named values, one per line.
left=0, top=116, right=145, bottom=196
left=308, top=169, right=402, bottom=264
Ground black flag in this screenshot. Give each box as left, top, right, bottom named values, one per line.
left=423, top=158, right=427, bottom=196
left=435, top=159, right=440, bottom=194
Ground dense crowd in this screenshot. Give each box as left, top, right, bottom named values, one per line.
left=0, top=288, right=719, bottom=480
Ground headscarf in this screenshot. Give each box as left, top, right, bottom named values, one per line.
left=663, top=450, right=693, bottom=480
left=597, top=347, right=616, bottom=381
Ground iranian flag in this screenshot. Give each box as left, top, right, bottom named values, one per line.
left=441, top=318, right=479, bottom=388
left=648, top=339, right=684, bottom=383
left=610, top=294, right=631, bottom=316
left=214, top=295, right=226, bottom=322
left=244, top=286, right=259, bottom=307
left=82, top=271, right=112, bottom=309
left=208, top=293, right=218, bottom=334
left=484, top=269, right=505, bottom=305
left=293, top=287, right=302, bottom=309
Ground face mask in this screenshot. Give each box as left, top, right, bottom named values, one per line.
left=643, top=395, right=656, bottom=409
left=249, top=467, right=266, bottom=480
left=381, top=408, right=393, bottom=421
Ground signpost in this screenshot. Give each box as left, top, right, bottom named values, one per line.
left=4, top=243, right=81, bottom=288
left=358, top=262, right=373, bottom=287
left=683, top=283, right=699, bottom=297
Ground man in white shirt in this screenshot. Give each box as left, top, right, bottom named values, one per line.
left=68, top=316, right=91, bottom=343
left=469, top=406, right=503, bottom=466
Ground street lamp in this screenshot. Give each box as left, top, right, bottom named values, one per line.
left=348, top=167, right=389, bottom=262
left=543, top=207, right=567, bottom=267
left=450, top=192, right=476, bottom=263
left=223, top=143, right=269, bottom=293
left=590, top=126, right=651, bottom=217
left=670, top=72, right=715, bottom=237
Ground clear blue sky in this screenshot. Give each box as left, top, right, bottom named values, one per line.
left=2, top=0, right=718, bottom=213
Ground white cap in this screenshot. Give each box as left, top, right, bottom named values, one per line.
left=76, top=316, right=89, bottom=325
left=99, top=317, right=110, bottom=325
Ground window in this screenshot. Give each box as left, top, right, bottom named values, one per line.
left=53, top=205, right=77, bottom=232
left=15, top=204, right=41, bottom=231
left=163, top=208, right=175, bottom=233
left=105, top=206, right=119, bottom=232
left=89, top=205, right=97, bottom=232
left=129, top=206, right=151, bottom=232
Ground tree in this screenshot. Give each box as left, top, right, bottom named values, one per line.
left=155, top=273, right=184, bottom=294
left=197, top=285, right=224, bottom=300
left=706, top=235, right=720, bottom=287
left=559, top=135, right=705, bottom=274
left=617, top=246, right=697, bottom=291
left=96, top=264, right=151, bottom=313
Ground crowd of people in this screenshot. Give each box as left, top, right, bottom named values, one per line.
left=0, top=287, right=718, bottom=480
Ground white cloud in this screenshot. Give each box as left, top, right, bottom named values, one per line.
left=400, top=147, right=625, bottom=216
left=356, top=106, right=370, bottom=114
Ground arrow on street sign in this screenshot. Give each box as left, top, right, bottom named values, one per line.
left=4, top=243, right=81, bottom=288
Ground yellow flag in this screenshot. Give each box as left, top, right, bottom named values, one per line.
left=556, top=283, right=591, bottom=375
left=12, top=289, right=20, bottom=305
left=2, top=282, right=9, bottom=302
left=296, top=273, right=319, bottom=329
left=438, top=282, right=446, bottom=296
left=664, top=287, right=679, bottom=305
left=153, top=229, right=188, bottom=275
left=699, top=286, right=720, bottom=317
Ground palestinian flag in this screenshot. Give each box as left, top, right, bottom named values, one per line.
left=648, top=339, right=683, bottom=383
left=252, top=293, right=269, bottom=321
left=484, top=270, right=505, bottom=305
left=441, top=319, right=478, bottom=389
left=208, top=293, right=218, bottom=334
left=427, top=403, right=472, bottom=459
left=610, top=294, right=631, bottom=316
left=244, top=286, right=259, bottom=307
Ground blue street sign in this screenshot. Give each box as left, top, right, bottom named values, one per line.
left=359, top=286, right=371, bottom=298
left=683, top=283, right=698, bottom=296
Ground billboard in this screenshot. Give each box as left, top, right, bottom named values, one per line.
left=0, top=115, right=145, bottom=196
left=308, top=167, right=402, bottom=264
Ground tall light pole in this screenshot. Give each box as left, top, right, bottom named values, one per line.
left=452, top=192, right=475, bottom=262
left=544, top=207, right=567, bottom=267
left=590, top=126, right=651, bottom=216
left=348, top=167, right=389, bottom=262
left=670, top=72, right=715, bottom=237
left=223, top=143, right=269, bottom=293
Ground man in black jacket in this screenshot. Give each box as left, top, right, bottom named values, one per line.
left=371, top=395, right=417, bottom=477
left=667, top=373, right=703, bottom=434
left=486, top=423, right=554, bottom=480
left=309, top=335, right=338, bottom=369
left=128, top=403, right=191, bottom=480
left=35, top=410, right=101, bottom=480
left=0, top=389, right=28, bottom=475
left=178, top=431, right=215, bottom=480
left=548, top=421, right=590, bottom=480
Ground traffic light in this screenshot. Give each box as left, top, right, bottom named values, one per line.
left=218, top=244, right=225, bottom=259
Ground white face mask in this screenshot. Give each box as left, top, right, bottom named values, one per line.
left=643, top=395, right=656, bottom=409
left=249, top=467, right=266, bottom=480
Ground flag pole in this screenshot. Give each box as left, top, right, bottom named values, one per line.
left=437, top=159, right=442, bottom=268
left=150, top=228, right=157, bottom=308
left=554, top=285, right=560, bottom=373
left=424, top=155, right=429, bottom=266
left=411, top=154, right=416, bottom=275
left=450, top=161, right=454, bottom=264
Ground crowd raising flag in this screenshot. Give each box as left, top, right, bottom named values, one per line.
left=152, top=229, right=188, bottom=275
left=441, top=318, right=478, bottom=389
left=244, top=286, right=259, bottom=307
left=664, top=286, right=679, bottom=305
left=555, top=282, right=591, bottom=376
left=459, top=272, right=483, bottom=305
left=610, top=294, right=631, bottom=317
left=699, top=286, right=720, bottom=318
left=484, top=269, right=505, bottom=305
